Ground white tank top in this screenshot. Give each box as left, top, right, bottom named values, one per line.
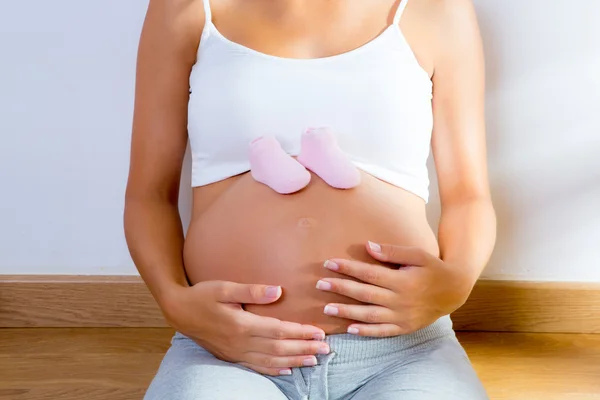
left=188, top=0, right=433, bottom=202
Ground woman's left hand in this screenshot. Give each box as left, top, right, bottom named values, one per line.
left=316, top=242, right=477, bottom=337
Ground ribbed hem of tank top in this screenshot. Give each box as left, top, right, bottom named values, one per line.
left=191, top=162, right=429, bottom=203
left=191, top=162, right=252, bottom=187
left=352, top=162, right=429, bottom=203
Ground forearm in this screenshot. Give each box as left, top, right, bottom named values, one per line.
left=124, top=196, right=189, bottom=307
left=437, top=196, right=496, bottom=282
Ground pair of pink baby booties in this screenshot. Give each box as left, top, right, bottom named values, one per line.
left=249, top=127, right=361, bottom=194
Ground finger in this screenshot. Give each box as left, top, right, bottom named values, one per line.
left=243, top=351, right=320, bottom=370
left=323, top=303, right=395, bottom=324
left=345, top=323, right=404, bottom=337
left=237, top=362, right=293, bottom=377
left=324, top=258, right=395, bottom=288
left=247, top=315, right=326, bottom=340
left=366, top=241, right=431, bottom=266
left=212, top=281, right=282, bottom=304
left=250, top=337, right=330, bottom=357
left=316, top=278, right=394, bottom=306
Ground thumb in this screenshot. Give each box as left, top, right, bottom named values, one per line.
left=366, top=241, right=429, bottom=266
left=214, top=281, right=282, bottom=304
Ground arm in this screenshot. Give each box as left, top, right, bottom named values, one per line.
left=311, top=0, right=496, bottom=336
left=124, top=0, right=326, bottom=374
left=431, top=0, right=496, bottom=282
left=124, top=0, right=202, bottom=307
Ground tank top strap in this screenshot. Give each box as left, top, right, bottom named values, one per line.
left=203, top=0, right=212, bottom=22
left=201, top=0, right=213, bottom=41
left=392, top=0, right=409, bottom=25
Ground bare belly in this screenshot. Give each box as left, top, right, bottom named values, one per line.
left=183, top=171, right=439, bottom=334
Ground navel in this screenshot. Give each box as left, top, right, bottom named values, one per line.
left=297, top=217, right=318, bottom=229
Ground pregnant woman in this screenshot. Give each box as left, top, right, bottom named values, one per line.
left=124, top=0, right=496, bottom=398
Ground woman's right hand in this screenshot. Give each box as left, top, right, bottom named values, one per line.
left=162, top=280, right=330, bottom=376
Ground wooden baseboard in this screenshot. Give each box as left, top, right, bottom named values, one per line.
left=1, top=276, right=599, bottom=333
left=0, top=276, right=165, bottom=328
left=452, top=280, right=600, bottom=333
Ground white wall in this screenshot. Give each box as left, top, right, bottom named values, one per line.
left=1, top=1, right=598, bottom=280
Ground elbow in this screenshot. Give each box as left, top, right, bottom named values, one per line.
left=124, top=177, right=180, bottom=208
left=449, top=194, right=495, bottom=213
left=441, top=185, right=494, bottom=208
left=440, top=188, right=496, bottom=223
left=123, top=183, right=179, bottom=227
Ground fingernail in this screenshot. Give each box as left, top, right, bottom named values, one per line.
left=324, top=305, right=339, bottom=316
left=347, top=327, right=359, bottom=335
left=316, top=280, right=332, bottom=291
left=323, top=260, right=339, bottom=271
left=368, top=241, right=381, bottom=253
left=279, top=369, right=292, bottom=375
left=317, top=345, right=330, bottom=355
left=303, top=356, right=318, bottom=366
left=265, top=286, right=281, bottom=298
left=312, top=332, right=325, bottom=341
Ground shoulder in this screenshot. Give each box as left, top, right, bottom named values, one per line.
left=400, top=0, right=481, bottom=75
left=409, top=0, right=480, bottom=38
left=142, top=0, right=206, bottom=60
left=429, top=0, right=482, bottom=48
left=144, top=0, right=205, bottom=41
left=146, top=0, right=206, bottom=22
left=415, top=0, right=478, bottom=21
left=413, top=0, right=483, bottom=69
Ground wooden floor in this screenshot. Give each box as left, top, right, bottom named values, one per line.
left=0, top=329, right=599, bottom=400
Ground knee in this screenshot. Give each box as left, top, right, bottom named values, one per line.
left=383, top=336, right=489, bottom=400
left=412, top=337, right=489, bottom=399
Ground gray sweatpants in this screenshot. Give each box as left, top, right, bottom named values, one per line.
left=144, top=316, right=488, bottom=399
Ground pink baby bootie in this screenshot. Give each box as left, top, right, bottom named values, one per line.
left=249, top=136, right=311, bottom=194
left=297, top=127, right=361, bottom=189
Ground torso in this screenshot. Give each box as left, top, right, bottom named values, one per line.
left=183, top=0, right=439, bottom=334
